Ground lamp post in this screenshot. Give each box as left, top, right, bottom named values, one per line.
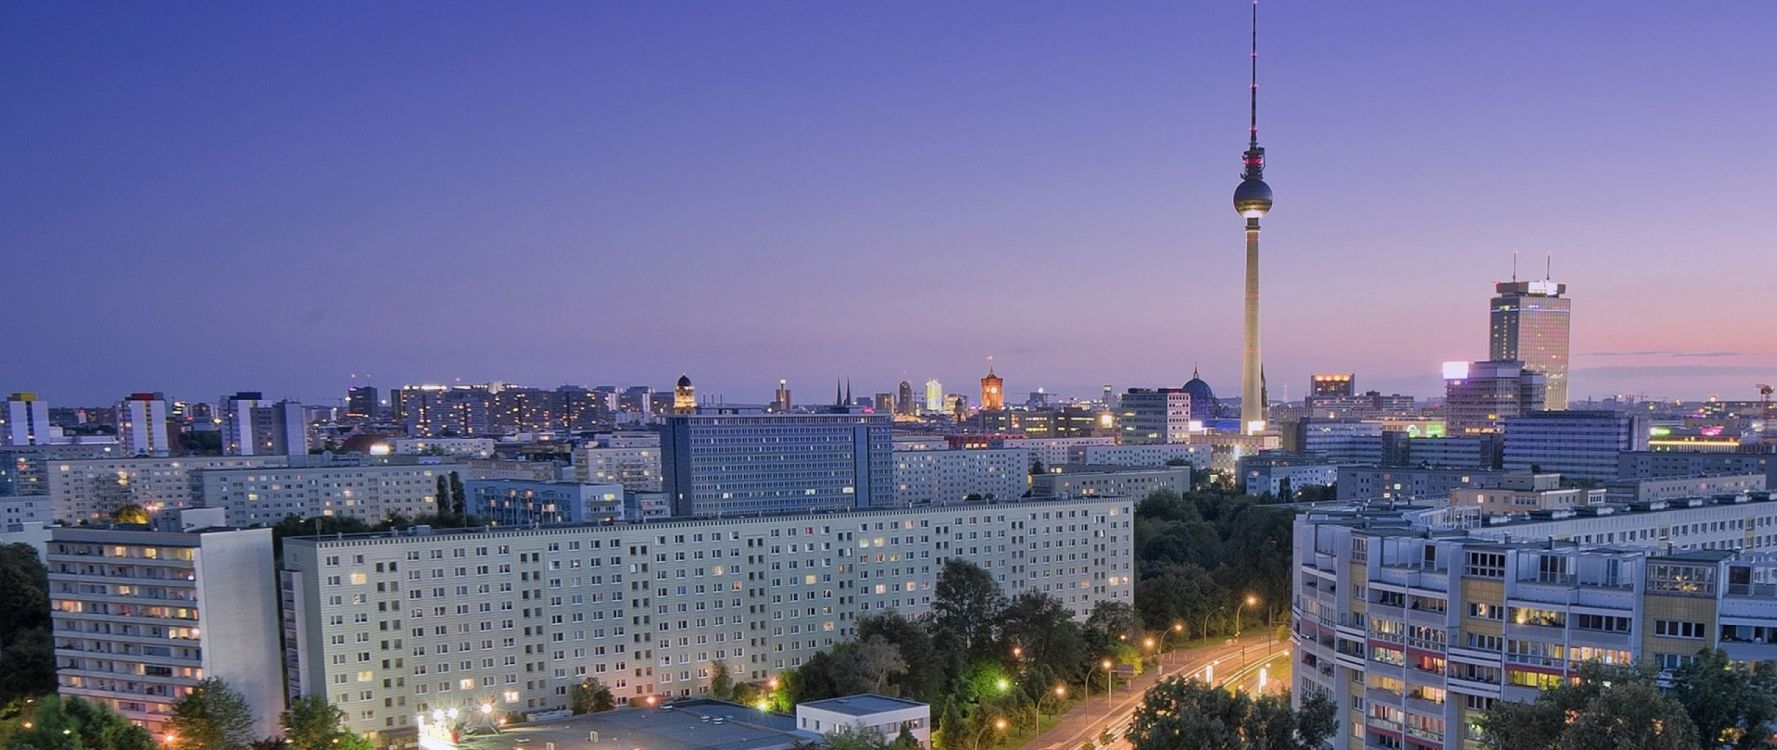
left=1040, top=685, right=1066, bottom=732
left=1158, top=622, right=1184, bottom=675
left=1235, top=595, right=1258, bottom=638
left=1098, top=659, right=1113, bottom=708
left=1202, top=605, right=1228, bottom=641
left=972, top=717, right=1007, bottom=750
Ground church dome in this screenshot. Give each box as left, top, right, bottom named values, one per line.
left=1183, top=370, right=1218, bottom=423
left=676, top=374, right=692, bottom=388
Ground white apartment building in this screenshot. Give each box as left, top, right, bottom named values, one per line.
left=1292, top=495, right=1777, bottom=750
left=1029, top=465, right=1190, bottom=501
left=5, top=392, right=55, bottom=446
left=281, top=497, right=1133, bottom=739
left=893, top=447, right=1027, bottom=505
left=994, top=437, right=1116, bottom=469
left=117, top=396, right=171, bottom=457
left=573, top=445, right=662, bottom=492
left=1077, top=442, right=1210, bottom=470
left=47, top=527, right=283, bottom=740
left=192, top=460, right=467, bottom=526
left=389, top=438, right=497, bottom=458
left=47, top=455, right=290, bottom=523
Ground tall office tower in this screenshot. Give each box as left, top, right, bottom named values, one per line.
left=1501, top=410, right=1649, bottom=481
left=116, top=393, right=171, bottom=456
left=924, top=379, right=944, bottom=413
left=1101, top=384, right=1116, bottom=408
left=1442, top=360, right=1548, bottom=435
left=873, top=392, right=894, bottom=413
left=897, top=380, right=915, bottom=416
left=220, top=392, right=308, bottom=456
left=49, top=526, right=284, bottom=740
left=1491, top=276, right=1571, bottom=410
left=345, top=385, right=378, bottom=419
left=1233, top=2, right=1274, bottom=435
left=980, top=359, right=1004, bottom=412
left=775, top=379, right=793, bottom=412
left=660, top=412, right=894, bottom=517
left=1118, top=388, right=1194, bottom=444
left=4, top=392, right=52, bottom=446
left=1310, top=374, right=1355, bottom=401
left=672, top=374, right=696, bottom=414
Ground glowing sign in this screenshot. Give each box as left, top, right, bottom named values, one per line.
left=1442, top=361, right=1470, bottom=380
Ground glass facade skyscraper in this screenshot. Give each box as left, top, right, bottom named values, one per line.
left=1490, top=279, right=1570, bottom=410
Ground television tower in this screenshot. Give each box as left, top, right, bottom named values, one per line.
left=1233, top=0, right=1274, bottom=434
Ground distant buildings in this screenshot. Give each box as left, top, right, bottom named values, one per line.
left=775, top=379, right=793, bottom=412
left=1501, top=410, right=1647, bottom=481
left=1449, top=472, right=1603, bottom=518
left=1118, top=388, right=1193, bottom=445
left=116, top=393, right=171, bottom=456
left=4, top=392, right=53, bottom=446
left=1237, top=452, right=1338, bottom=495
left=673, top=374, right=696, bottom=414
left=1309, top=373, right=1355, bottom=401
left=464, top=478, right=625, bottom=525
left=660, top=413, right=894, bottom=516
left=897, top=380, right=915, bottom=417
left=345, top=385, right=379, bottom=419
left=979, top=362, right=1004, bottom=412
left=189, top=457, right=466, bottom=526
left=220, top=392, right=308, bottom=456
left=1029, top=464, right=1190, bottom=500
left=1490, top=277, right=1571, bottom=410
left=923, top=380, right=943, bottom=414
left=1442, top=360, right=1547, bottom=435
left=892, top=443, right=1026, bottom=505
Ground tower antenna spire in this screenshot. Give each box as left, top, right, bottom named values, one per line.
left=1545, top=252, right=1552, bottom=281
left=1249, top=0, right=1259, bottom=150
left=1512, top=250, right=1519, bottom=282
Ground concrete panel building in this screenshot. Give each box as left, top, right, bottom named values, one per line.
left=47, top=455, right=290, bottom=523
left=892, top=447, right=1027, bottom=505
left=191, top=458, right=467, bottom=526
left=48, top=526, right=283, bottom=740
left=660, top=414, right=893, bottom=517
left=464, top=479, right=626, bottom=525
left=281, top=497, right=1133, bottom=740
left=1501, top=410, right=1647, bottom=481
left=1029, top=465, right=1190, bottom=500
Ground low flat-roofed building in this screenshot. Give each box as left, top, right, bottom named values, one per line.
left=797, top=694, right=930, bottom=747
left=1604, top=473, right=1767, bottom=504
left=453, top=700, right=818, bottom=750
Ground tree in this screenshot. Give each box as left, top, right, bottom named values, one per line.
left=170, top=678, right=257, bottom=750
left=936, top=699, right=968, bottom=750
left=281, top=695, right=352, bottom=750
left=0, top=695, right=156, bottom=750
left=933, top=560, right=1005, bottom=657
left=834, top=636, right=907, bottom=695
left=824, top=725, right=889, bottom=750
left=1085, top=601, right=1138, bottom=642
left=857, top=613, right=944, bottom=702
left=0, top=543, right=54, bottom=702
left=570, top=679, right=614, bottom=714
left=709, top=661, right=735, bottom=701
left=999, top=592, right=1088, bottom=684
left=1672, top=648, right=1777, bottom=750
left=435, top=475, right=452, bottom=518
left=448, top=471, right=466, bottom=518
left=1125, top=678, right=1333, bottom=750
left=888, top=725, right=919, bottom=750
left=111, top=504, right=149, bottom=524
left=1479, top=663, right=1698, bottom=750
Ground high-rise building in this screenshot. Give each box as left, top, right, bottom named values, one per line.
left=1118, top=388, right=1194, bottom=444
left=190, top=457, right=465, bottom=526
left=661, top=413, right=894, bottom=516
left=1233, top=3, right=1274, bottom=435
left=891, top=444, right=1027, bottom=505
left=775, top=379, right=793, bottom=412
left=897, top=380, right=915, bottom=416
left=116, top=393, right=171, bottom=456
left=281, top=497, right=1133, bottom=739
left=673, top=374, right=696, bottom=414
left=220, top=392, right=309, bottom=456
left=1309, top=374, right=1355, bottom=400
left=1500, top=410, right=1648, bottom=481
left=1442, top=360, right=1547, bottom=436
left=345, top=385, right=379, bottom=419
left=618, top=386, right=653, bottom=418
left=49, top=526, right=283, bottom=740
left=873, top=393, right=894, bottom=414
left=980, top=360, right=1004, bottom=412
left=4, top=392, right=52, bottom=446
left=924, top=380, right=944, bottom=414
left=1490, top=277, right=1571, bottom=410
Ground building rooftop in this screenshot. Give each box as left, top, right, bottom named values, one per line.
left=455, top=702, right=814, bottom=750
left=799, top=694, right=927, bottom=717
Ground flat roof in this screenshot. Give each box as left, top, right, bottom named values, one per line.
left=799, top=695, right=927, bottom=717
left=455, top=702, right=813, bottom=750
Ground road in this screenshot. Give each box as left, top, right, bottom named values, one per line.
left=1028, top=632, right=1289, bottom=750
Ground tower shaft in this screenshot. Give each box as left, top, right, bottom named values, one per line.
left=1241, top=218, right=1264, bottom=433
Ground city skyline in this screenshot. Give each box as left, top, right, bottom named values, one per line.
left=5, top=2, right=1775, bottom=404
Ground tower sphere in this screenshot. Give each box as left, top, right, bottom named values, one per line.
left=1233, top=178, right=1273, bottom=218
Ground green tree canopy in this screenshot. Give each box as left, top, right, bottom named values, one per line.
left=0, top=695, right=156, bottom=750
left=1125, top=679, right=1333, bottom=750
left=1673, top=648, right=1777, bottom=749
left=1478, top=663, right=1698, bottom=750
left=170, top=678, right=257, bottom=750
left=279, top=695, right=370, bottom=750
left=933, top=561, right=1005, bottom=657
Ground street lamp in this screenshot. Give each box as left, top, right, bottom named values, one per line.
left=1098, top=659, right=1114, bottom=708
left=1202, top=605, right=1228, bottom=640
left=972, top=717, right=1008, bottom=750
left=1157, top=623, right=1184, bottom=675
left=1235, top=595, right=1259, bottom=638
left=1038, top=685, right=1066, bottom=732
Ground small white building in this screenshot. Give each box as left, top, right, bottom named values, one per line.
left=796, top=694, right=930, bottom=748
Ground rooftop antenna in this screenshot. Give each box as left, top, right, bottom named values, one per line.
left=1545, top=252, right=1552, bottom=281
left=1512, top=250, right=1519, bottom=282
left=1249, top=0, right=1259, bottom=150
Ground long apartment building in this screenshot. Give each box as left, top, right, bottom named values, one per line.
left=1291, top=494, right=1777, bottom=750
left=892, top=446, right=1028, bottom=505
left=46, top=455, right=290, bottom=523
left=47, top=526, right=284, bottom=741
left=281, top=497, right=1133, bottom=740
left=190, top=458, right=468, bottom=526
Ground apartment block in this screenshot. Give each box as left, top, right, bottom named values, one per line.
left=1291, top=497, right=1777, bottom=750
left=892, top=447, right=1027, bottom=505
left=464, top=479, right=627, bottom=525
left=47, top=527, right=283, bottom=740
left=1029, top=465, right=1189, bottom=500
left=191, top=458, right=467, bottom=526
left=1500, top=410, right=1647, bottom=481
left=573, top=445, right=662, bottom=492
left=280, top=497, right=1133, bottom=739
left=47, top=455, right=290, bottom=523
left=1335, top=467, right=1509, bottom=504
left=660, top=414, right=894, bottom=517
left=1075, top=442, right=1210, bottom=470
left=1604, top=474, right=1767, bottom=504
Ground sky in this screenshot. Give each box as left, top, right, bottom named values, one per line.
left=4, top=2, right=1775, bottom=407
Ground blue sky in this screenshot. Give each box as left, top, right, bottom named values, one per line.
left=4, top=2, right=1774, bottom=405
